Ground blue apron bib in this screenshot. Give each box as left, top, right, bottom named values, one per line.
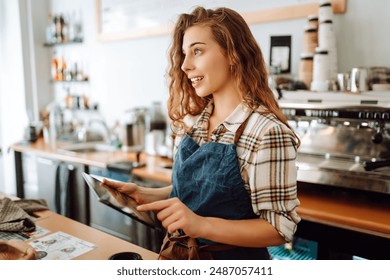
left=170, top=122, right=270, bottom=260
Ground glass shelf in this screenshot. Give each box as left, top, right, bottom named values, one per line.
left=50, top=79, right=89, bottom=83
left=44, top=39, right=83, bottom=47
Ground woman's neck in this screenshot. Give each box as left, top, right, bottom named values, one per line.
left=207, top=91, right=242, bottom=137
left=211, top=91, right=242, bottom=122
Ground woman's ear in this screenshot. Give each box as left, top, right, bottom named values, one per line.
left=230, top=63, right=235, bottom=73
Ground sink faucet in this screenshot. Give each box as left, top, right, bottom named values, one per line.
left=88, top=119, right=121, bottom=147
left=88, top=119, right=112, bottom=144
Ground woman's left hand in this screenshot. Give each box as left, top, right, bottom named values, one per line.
left=0, top=240, right=37, bottom=260
left=137, top=197, right=206, bottom=238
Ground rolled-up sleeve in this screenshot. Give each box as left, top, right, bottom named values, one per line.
left=247, top=125, right=301, bottom=242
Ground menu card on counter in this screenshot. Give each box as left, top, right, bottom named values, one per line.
left=30, top=231, right=96, bottom=260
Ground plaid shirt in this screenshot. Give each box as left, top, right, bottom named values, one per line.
left=174, top=100, right=301, bottom=242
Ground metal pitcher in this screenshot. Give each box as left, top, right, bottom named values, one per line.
left=121, top=107, right=147, bottom=152
left=350, top=67, right=369, bottom=92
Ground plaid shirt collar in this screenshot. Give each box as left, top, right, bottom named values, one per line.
left=193, top=99, right=253, bottom=135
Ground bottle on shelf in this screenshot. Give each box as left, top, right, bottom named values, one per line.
left=44, top=11, right=83, bottom=45
left=51, top=52, right=59, bottom=81
left=54, top=14, right=63, bottom=43
left=74, top=10, right=83, bottom=42
left=50, top=52, right=88, bottom=82
left=45, top=13, right=56, bottom=45
left=62, top=13, right=69, bottom=43
left=67, top=11, right=76, bottom=42
left=56, top=55, right=66, bottom=81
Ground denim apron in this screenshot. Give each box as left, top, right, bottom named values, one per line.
left=170, top=121, right=270, bottom=260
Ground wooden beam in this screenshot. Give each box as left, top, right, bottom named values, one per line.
left=243, top=0, right=347, bottom=25
left=96, top=0, right=347, bottom=42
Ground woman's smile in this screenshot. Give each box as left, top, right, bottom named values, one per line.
left=190, top=76, right=204, bottom=86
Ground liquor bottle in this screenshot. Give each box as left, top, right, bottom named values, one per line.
left=51, top=52, right=59, bottom=81
left=62, top=13, right=69, bottom=42
left=74, top=10, right=83, bottom=42
left=68, top=11, right=76, bottom=42
left=45, top=13, right=55, bottom=44
left=59, top=14, right=65, bottom=42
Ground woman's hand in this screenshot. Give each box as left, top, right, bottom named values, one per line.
left=101, top=179, right=144, bottom=204
left=137, top=197, right=207, bottom=238
left=0, top=240, right=37, bottom=260
left=138, top=197, right=285, bottom=247
left=101, top=179, right=172, bottom=205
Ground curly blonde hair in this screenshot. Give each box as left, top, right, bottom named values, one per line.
left=167, top=6, right=290, bottom=137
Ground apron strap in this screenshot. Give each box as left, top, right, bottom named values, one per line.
left=233, top=117, right=250, bottom=145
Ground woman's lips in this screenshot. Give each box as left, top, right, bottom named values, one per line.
left=190, top=76, right=204, bottom=85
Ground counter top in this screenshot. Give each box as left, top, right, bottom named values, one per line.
left=32, top=210, right=158, bottom=260
left=11, top=138, right=390, bottom=239
left=11, top=138, right=173, bottom=183
left=297, top=186, right=390, bottom=239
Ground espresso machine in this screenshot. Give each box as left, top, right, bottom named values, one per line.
left=279, top=91, right=390, bottom=195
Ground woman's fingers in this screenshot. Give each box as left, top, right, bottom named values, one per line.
left=23, top=247, right=37, bottom=260
left=137, top=198, right=173, bottom=212
left=101, top=179, right=140, bottom=203
left=101, top=178, right=122, bottom=188
left=137, top=198, right=199, bottom=235
left=158, top=208, right=182, bottom=229
left=102, top=179, right=132, bottom=193
left=0, top=240, right=37, bottom=260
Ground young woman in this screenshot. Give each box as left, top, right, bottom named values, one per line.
left=103, top=6, right=300, bottom=260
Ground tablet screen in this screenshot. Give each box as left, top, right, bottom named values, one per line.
left=82, top=172, right=158, bottom=229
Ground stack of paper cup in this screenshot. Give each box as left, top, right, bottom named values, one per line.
left=318, top=0, right=333, bottom=21
left=310, top=0, right=338, bottom=91
left=299, top=15, right=319, bottom=90
left=311, top=47, right=330, bottom=91
left=303, top=25, right=318, bottom=54
left=307, top=15, right=319, bottom=29
left=299, top=53, right=314, bottom=89
left=318, top=19, right=338, bottom=81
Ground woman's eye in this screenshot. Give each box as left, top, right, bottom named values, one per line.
left=194, top=49, right=202, bottom=55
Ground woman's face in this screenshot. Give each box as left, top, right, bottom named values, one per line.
left=181, top=25, right=233, bottom=98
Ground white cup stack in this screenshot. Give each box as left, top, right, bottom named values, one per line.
left=311, top=0, right=338, bottom=91
left=311, top=48, right=330, bottom=91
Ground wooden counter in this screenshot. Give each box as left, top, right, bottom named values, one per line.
left=11, top=138, right=172, bottom=170
left=297, top=187, right=390, bottom=239
left=30, top=210, right=158, bottom=260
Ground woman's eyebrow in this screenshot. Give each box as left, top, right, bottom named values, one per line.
left=183, top=42, right=206, bottom=52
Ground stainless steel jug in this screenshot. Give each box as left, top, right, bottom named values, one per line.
left=121, top=107, right=147, bottom=152
left=144, top=101, right=167, bottom=156
left=350, top=67, right=368, bottom=92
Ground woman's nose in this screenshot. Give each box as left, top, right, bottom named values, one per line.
left=181, top=56, right=193, bottom=73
